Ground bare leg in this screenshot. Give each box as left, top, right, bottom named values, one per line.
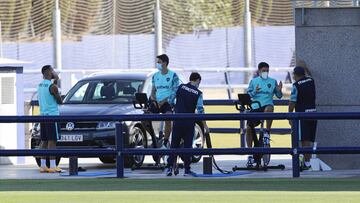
left=264, top=105, right=274, bottom=131
left=47, top=141, right=57, bottom=161
left=246, top=125, right=253, bottom=148
left=40, top=141, right=48, bottom=160
left=164, top=111, right=172, bottom=142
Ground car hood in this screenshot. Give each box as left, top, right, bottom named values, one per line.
left=59, top=103, right=142, bottom=116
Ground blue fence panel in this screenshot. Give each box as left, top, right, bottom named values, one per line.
left=1, top=112, right=360, bottom=178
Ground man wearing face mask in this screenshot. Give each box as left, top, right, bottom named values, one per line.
left=150, top=54, right=180, bottom=148
left=245, top=62, right=283, bottom=167
left=166, top=72, right=209, bottom=176
left=289, top=66, right=317, bottom=171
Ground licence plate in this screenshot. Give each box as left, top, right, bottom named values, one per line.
left=58, top=135, right=83, bottom=142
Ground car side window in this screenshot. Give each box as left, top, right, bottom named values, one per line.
left=92, top=83, right=105, bottom=99
left=68, top=82, right=89, bottom=102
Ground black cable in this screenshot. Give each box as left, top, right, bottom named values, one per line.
left=204, top=132, right=233, bottom=174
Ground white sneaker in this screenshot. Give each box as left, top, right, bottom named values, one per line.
left=246, top=155, right=254, bottom=168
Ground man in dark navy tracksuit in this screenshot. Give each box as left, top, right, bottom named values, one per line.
left=289, top=66, right=317, bottom=170
left=166, top=72, right=209, bottom=176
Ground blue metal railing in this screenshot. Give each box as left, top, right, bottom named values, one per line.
left=203, top=99, right=291, bottom=147
left=29, top=99, right=292, bottom=142
left=1, top=112, right=360, bottom=178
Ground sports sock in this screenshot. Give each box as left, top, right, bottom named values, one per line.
left=50, top=159, right=56, bottom=168
left=40, top=159, right=46, bottom=168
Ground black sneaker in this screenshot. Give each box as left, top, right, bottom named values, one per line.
left=301, top=165, right=312, bottom=171
left=166, top=167, right=173, bottom=176
left=184, top=170, right=196, bottom=177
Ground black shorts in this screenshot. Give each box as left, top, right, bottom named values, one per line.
left=292, top=120, right=317, bottom=142
left=40, top=122, right=60, bottom=141
left=247, top=106, right=267, bottom=127
left=149, top=102, right=173, bottom=114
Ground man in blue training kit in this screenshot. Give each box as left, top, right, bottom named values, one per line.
left=150, top=54, right=180, bottom=148
left=166, top=72, right=209, bottom=176
left=37, top=65, right=63, bottom=173
left=246, top=62, right=283, bottom=167
left=289, top=66, right=317, bottom=171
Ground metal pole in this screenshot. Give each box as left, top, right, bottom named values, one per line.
left=128, top=35, right=131, bottom=69
left=0, top=21, right=3, bottom=57
left=323, top=0, right=330, bottom=7
left=354, top=0, right=359, bottom=6
left=154, top=0, right=163, bottom=61
left=291, top=119, right=300, bottom=178
left=116, top=122, right=124, bottom=178
left=112, top=0, right=116, bottom=69
left=225, top=28, right=232, bottom=99
left=53, top=0, right=62, bottom=71
left=243, top=0, right=252, bottom=84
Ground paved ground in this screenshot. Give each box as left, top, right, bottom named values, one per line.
left=1, top=155, right=360, bottom=179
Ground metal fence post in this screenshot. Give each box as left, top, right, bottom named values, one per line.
left=116, top=122, right=124, bottom=178
left=291, top=118, right=300, bottom=178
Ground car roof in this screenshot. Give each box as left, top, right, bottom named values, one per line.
left=80, top=71, right=155, bottom=81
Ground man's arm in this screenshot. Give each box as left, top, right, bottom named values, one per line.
left=52, top=71, right=60, bottom=86
left=274, top=80, right=283, bottom=99
left=288, top=84, right=297, bottom=112
left=196, top=93, right=209, bottom=133
left=150, top=75, right=157, bottom=101
left=168, top=73, right=180, bottom=106
left=50, top=84, right=63, bottom=104
left=288, top=85, right=297, bottom=125
left=150, top=86, right=157, bottom=101
left=247, top=79, right=256, bottom=97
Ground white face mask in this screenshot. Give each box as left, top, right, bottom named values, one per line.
left=156, top=63, right=163, bottom=71
left=260, top=72, right=268, bottom=79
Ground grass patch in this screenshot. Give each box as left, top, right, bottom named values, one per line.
left=0, top=179, right=359, bottom=203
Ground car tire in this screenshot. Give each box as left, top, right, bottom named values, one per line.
left=99, top=156, right=116, bottom=164
left=125, top=125, right=147, bottom=168
left=35, top=157, right=61, bottom=168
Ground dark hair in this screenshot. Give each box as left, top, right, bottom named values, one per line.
left=293, top=66, right=305, bottom=76
left=189, top=72, right=201, bottom=81
left=156, top=54, right=169, bottom=66
left=41, top=65, right=52, bottom=75
left=258, top=62, right=269, bottom=70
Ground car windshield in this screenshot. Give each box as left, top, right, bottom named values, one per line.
left=64, top=79, right=144, bottom=104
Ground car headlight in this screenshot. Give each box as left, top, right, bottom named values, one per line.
left=96, top=122, right=116, bottom=130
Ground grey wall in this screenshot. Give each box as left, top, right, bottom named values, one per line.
left=295, top=7, right=360, bottom=169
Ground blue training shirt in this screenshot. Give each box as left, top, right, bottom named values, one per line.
left=37, top=79, right=59, bottom=116
left=175, top=83, right=204, bottom=114
left=247, top=76, right=283, bottom=109
left=290, top=76, right=316, bottom=112
left=152, top=70, right=179, bottom=105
